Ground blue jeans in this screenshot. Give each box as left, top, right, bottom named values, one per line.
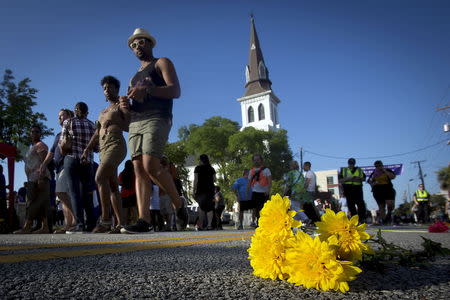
left=64, top=156, right=95, bottom=229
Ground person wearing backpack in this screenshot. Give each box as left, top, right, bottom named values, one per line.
left=368, top=160, right=396, bottom=225
left=247, top=154, right=271, bottom=227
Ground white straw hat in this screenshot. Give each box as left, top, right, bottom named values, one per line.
left=127, top=28, right=157, bottom=48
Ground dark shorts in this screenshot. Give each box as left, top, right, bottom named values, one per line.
left=252, top=192, right=268, bottom=212
left=373, top=185, right=396, bottom=205
left=239, top=200, right=255, bottom=211
left=122, top=195, right=137, bottom=208
left=195, top=193, right=214, bottom=212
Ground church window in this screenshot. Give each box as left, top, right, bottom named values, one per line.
left=258, top=61, right=267, bottom=79
left=248, top=106, right=254, bottom=123
left=258, top=104, right=265, bottom=121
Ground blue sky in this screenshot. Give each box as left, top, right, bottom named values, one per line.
left=1, top=0, right=449, bottom=210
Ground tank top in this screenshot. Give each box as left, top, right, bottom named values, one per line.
left=129, top=58, right=173, bottom=119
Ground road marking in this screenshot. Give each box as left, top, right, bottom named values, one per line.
left=0, top=235, right=252, bottom=264
left=0, top=232, right=254, bottom=251
left=380, top=229, right=429, bottom=233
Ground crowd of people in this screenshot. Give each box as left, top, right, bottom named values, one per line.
left=8, top=28, right=183, bottom=234
left=1, top=28, right=446, bottom=235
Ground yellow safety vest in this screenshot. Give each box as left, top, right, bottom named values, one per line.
left=415, top=190, right=429, bottom=202
left=342, top=167, right=364, bottom=185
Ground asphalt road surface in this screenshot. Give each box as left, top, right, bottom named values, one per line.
left=1, top=225, right=449, bottom=299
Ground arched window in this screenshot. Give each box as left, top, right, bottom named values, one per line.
left=248, top=106, right=254, bottom=123
left=258, top=61, right=267, bottom=79
left=258, top=104, right=265, bottom=120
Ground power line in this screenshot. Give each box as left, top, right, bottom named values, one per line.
left=302, top=139, right=447, bottom=160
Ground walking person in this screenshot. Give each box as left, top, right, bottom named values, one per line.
left=368, top=160, right=396, bottom=225
left=118, top=160, right=137, bottom=225
left=14, top=125, right=51, bottom=234
left=412, top=183, right=431, bottom=224
left=61, top=102, right=97, bottom=233
left=213, top=186, right=225, bottom=230
left=83, top=76, right=130, bottom=233
left=121, top=28, right=181, bottom=234
left=231, top=169, right=254, bottom=229
left=283, top=160, right=311, bottom=224
left=338, top=158, right=367, bottom=223
left=302, top=161, right=320, bottom=223
left=39, top=109, right=76, bottom=233
left=193, top=154, right=216, bottom=230
left=248, top=154, right=272, bottom=226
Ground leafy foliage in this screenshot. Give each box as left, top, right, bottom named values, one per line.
left=360, top=229, right=450, bottom=272
left=0, top=69, right=52, bottom=160
left=181, top=117, right=293, bottom=208
left=436, top=165, right=450, bottom=191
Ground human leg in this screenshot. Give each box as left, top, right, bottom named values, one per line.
left=133, top=158, right=151, bottom=223
left=142, top=155, right=181, bottom=209
left=64, top=156, right=84, bottom=227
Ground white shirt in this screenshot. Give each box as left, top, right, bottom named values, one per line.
left=303, top=170, right=316, bottom=192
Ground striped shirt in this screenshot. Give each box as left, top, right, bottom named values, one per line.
left=60, top=117, right=96, bottom=162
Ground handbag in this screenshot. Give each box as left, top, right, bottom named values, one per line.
left=59, top=119, right=73, bottom=155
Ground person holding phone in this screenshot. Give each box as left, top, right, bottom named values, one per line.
left=121, top=28, right=181, bottom=234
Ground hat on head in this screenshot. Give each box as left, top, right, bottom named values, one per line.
left=348, top=158, right=356, bottom=164
left=127, top=28, right=157, bottom=48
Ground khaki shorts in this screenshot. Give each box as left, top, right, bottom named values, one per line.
left=128, top=117, right=171, bottom=159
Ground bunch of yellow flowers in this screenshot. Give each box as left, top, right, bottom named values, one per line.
left=248, top=194, right=373, bottom=293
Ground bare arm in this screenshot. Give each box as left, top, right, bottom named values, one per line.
left=39, top=151, right=54, bottom=177
left=267, top=175, right=272, bottom=196
left=127, top=57, right=181, bottom=101
left=82, top=129, right=99, bottom=159
left=119, top=96, right=131, bottom=131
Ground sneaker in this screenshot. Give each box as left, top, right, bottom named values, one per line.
left=250, top=222, right=257, bottom=228
left=120, top=219, right=151, bottom=234
left=237, top=225, right=244, bottom=230
left=66, top=224, right=84, bottom=234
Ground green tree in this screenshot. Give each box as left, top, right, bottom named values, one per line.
left=185, top=116, right=240, bottom=187
left=164, top=141, right=190, bottom=195
left=437, top=166, right=450, bottom=191
left=0, top=69, right=52, bottom=160
left=181, top=116, right=293, bottom=209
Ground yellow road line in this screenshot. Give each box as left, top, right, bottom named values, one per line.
left=0, top=235, right=251, bottom=264
left=380, top=229, right=429, bottom=233
left=0, top=232, right=253, bottom=251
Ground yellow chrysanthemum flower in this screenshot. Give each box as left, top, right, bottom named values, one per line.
left=248, top=232, right=291, bottom=280
left=257, top=194, right=302, bottom=238
left=284, top=231, right=362, bottom=293
left=316, top=209, right=373, bottom=261
left=247, top=194, right=301, bottom=280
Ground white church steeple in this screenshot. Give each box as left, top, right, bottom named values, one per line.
left=237, top=17, right=281, bottom=131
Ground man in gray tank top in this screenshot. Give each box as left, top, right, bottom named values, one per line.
left=121, top=28, right=182, bottom=234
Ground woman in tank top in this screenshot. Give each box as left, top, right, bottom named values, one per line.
left=83, top=76, right=130, bottom=233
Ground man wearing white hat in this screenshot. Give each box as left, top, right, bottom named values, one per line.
left=121, top=28, right=181, bottom=234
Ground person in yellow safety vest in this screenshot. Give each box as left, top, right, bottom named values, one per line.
left=338, top=158, right=367, bottom=224
left=412, top=183, right=431, bottom=224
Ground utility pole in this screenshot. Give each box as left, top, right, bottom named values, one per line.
left=411, top=160, right=426, bottom=188
left=300, top=147, right=303, bottom=172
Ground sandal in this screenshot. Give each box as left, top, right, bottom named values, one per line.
left=92, top=220, right=112, bottom=233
